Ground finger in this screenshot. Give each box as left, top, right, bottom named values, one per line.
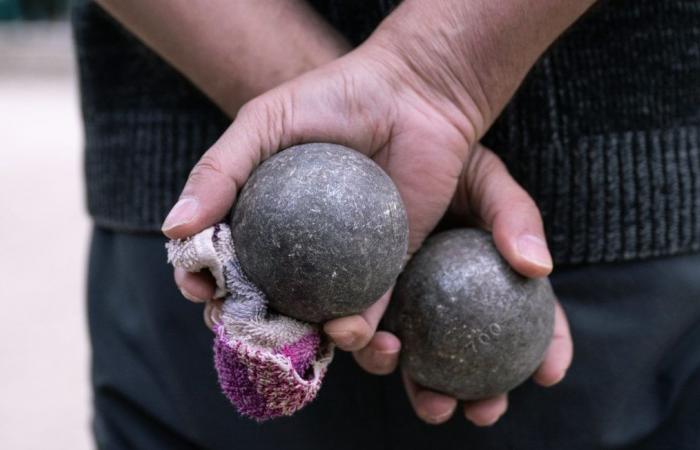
left=161, top=62, right=387, bottom=240
left=203, top=298, right=224, bottom=331
left=161, top=121, right=263, bottom=239
left=174, top=267, right=216, bottom=303
left=402, top=370, right=457, bottom=425
left=352, top=331, right=401, bottom=375
left=324, top=288, right=392, bottom=351
left=452, top=145, right=553, bottom=278
left=533, top=301, right=573, bottom=386
left=463, top=394, right=508, bottom=427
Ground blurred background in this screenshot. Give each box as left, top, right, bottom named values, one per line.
left=0, top=0, right=92, bottom=448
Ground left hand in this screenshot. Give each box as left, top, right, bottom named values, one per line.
left=353, top=143, right=574, bottom=426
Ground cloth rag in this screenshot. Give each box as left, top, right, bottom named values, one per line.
left=165, top=224, right=334, bottom=421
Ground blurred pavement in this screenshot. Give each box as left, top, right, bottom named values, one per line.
left=0, top=23, right=91, bottom=450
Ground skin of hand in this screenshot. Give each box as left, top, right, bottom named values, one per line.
left=157, top=0, right=593, bottom=426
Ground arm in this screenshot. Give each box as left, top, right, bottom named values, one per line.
left=367, top=0, right=596, bottom=139
left=356, top=0, right=590, bottom=425
left=162, top=0, right=589, bottom=424
left=95, top=0, right=350, bottom=117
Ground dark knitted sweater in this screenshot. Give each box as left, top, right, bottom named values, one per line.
left=71, top=0, right=700, bottom=265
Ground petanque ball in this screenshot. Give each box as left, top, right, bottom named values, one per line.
left=231, top=143, right=409, bottom=323
left=385, top=228, right=555, bottom=399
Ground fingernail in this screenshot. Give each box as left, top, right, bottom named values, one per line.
left=370, top=349, right=399, bottom=372
left=162, top=197, right=199, bottom=232
left=422, top=409, right=453, bottom=425
left=204, top=300, right=223, bottom=330
left=517, top=234, right=553, bottom=270
left=179, top=287, right=206, bottom=303
left=327, top=330, right=357, bottom=348
left=467, top=414, right=498, bottom=427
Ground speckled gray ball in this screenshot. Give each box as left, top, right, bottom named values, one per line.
left=230, top=143, right=409, bottom=323
left=385, top=229, right=555, bottom=400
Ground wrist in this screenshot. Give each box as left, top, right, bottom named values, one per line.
left=218, top=7, right=351, bottom=117
left=361, top=21, right=488, bottom=147
left=364, top=0, right=595, bottom=137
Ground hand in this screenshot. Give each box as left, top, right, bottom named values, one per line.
left=163, top=44, right=478, bottom=353
left=355, top=143, right=573, bottom=425
left=161, top=37, right=573, bottom=425
left=397, top=300, right=572, bottom=427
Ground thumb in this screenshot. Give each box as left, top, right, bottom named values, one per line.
left=160, top=58, right=385, bottom=239
left=452, top=144, right=553, bottom=278
left=161, top=93, right=293, bottom=239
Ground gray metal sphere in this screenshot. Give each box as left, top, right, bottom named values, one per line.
left=230, top=143, right=409, bottom=323
left=385, top=229, right=555, bottom=400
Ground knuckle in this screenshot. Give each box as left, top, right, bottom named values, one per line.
left=238, top=94, right=293, bottom=158
left=188, top=153, right=221, bottom=181
left=187, top=153, right=238, bottom=191
left=510, top=196, right=540, bottom=213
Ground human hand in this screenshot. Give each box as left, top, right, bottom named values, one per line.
left=353, top=142, right=573, bottom=426
left=160, top=43, right=572, bottom=425
left=162, top=42, right=479, bottom=352
left=162, top=0, right=590, bottom=424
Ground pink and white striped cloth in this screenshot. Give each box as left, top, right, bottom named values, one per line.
left=166, top=224, right=334, bottom=421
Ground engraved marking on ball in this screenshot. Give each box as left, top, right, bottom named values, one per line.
left=464, top=322, right=502, bottom=353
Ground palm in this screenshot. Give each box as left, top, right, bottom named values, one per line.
left=168, top=47, right=573, bottom=426
left=256, top=55, right=570, bottom=425
left=263, top=55, right=472, bottom=254
left=373, top=137, right=460, bottom=257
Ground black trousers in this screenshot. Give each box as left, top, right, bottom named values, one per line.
left=88, top=226, right=700, bottom=450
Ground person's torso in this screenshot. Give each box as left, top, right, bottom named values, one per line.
left=72, top=0, right=700, bottom=265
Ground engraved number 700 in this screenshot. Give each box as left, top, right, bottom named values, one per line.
left=465, top=323, right=502, bottom=353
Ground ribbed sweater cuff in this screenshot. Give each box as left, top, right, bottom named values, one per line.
left=84, top=112, right=700, bottom=265
left=529, top=126, right=700, bottom=265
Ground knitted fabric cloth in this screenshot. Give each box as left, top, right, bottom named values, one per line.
left=165, top=224, right=334, bottom=420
